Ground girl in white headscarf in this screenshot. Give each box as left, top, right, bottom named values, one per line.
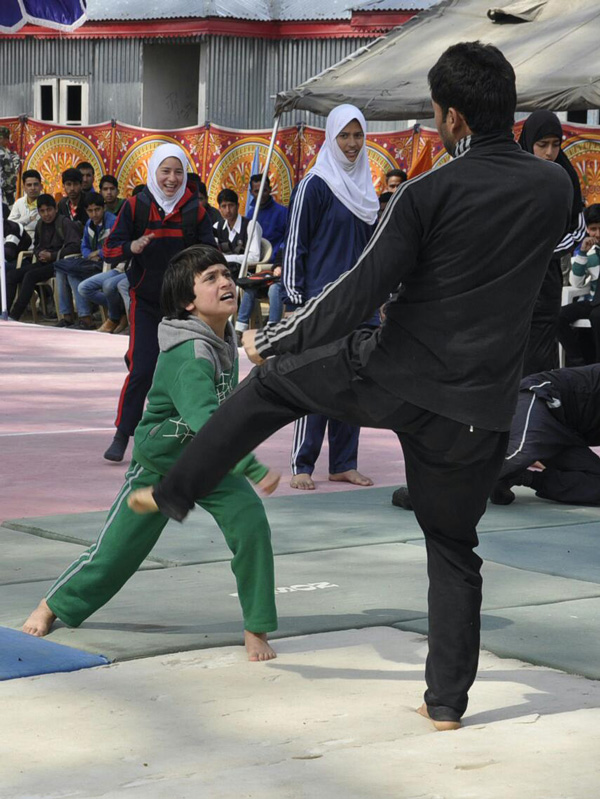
left=282, top=103, right=379, bottom=490
left=102, top=142, right=216, bottom=462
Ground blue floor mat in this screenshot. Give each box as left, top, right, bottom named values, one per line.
left=0, top=626, right=109, bottom=680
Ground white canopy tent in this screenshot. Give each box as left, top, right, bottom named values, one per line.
left=241, top=0, right=599, bottom=280
left=274, top=0, right=600, bottom=119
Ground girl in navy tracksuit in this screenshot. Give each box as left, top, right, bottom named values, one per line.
left=103, top=143, right=215, bottom=462
left=281, top=104, right=379, bottom=490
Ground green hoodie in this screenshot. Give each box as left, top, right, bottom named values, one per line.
left=133, top=316, right=267, bottom=483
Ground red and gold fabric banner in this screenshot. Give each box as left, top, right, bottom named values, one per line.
left=5, top=117, right=600, bottom=207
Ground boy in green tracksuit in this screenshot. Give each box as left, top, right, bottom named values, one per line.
left=23, top=245, right=280, bottom=661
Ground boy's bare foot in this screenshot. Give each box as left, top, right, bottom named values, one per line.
left=22, top=599, right=56, bottom=637
left=244, top=631, right=277, bottom=662
left=127, top=487, right=159, bottom=514
left=329, top=469, right=373, bottom=487
left=417, top=703, right=461, bottom=731
left=290, top=473, right=315, bottom=490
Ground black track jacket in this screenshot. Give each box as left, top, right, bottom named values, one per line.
left=255, top=132, right=574, bottom=431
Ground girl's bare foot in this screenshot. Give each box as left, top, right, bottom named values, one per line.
left=22, top=599, right=56, bottom=637
left=329, top=469, right=373, bottom=486
left=290, top=473, right=315, bottom=490
left=244, top=631, right=277, bottom=662
left=417, top=703, right=461, bottom=731
left=127, top=487, right=159, bottom=514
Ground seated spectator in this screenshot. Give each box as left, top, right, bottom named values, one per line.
left=385, top=168, right=407, bottom=193
left=9, top=169, right=42, bottom=234
left=0, top=126, right=21, bottom=206
left=3, top=202, right=32, bottom=269
left=490, top=365, right=600, bottom=506
left=78, top=162, right=96, bottom=194
left=235, top=246, right=283, bottom=343
left=99, top=174, right=124, bottom=215
left=197, top=180, right=220, bottom=226
left=557, top=203, right=600, bottom=365
left=6, top=194, right=81, bottom=321
left=213, top=188, right=262, bottom=280
left=378, top=191, right=393, bottom=221
left=57, top=168, right=87, bottom=230
left=54, top=192, right=116, bottom=329
left=234, top=174, right=288, bottom=339
left=247, top=174, right=288, bottom=259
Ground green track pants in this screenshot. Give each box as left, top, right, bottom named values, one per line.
left=46, top=460, right=277, bottom=633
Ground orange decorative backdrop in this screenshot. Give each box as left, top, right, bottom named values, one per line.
left=3, top=117, right=600, bottom=207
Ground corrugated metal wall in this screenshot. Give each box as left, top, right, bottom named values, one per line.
left=204, top=35, right=401, bottom=130
left=0, top=34, right=401, bottom=130
left=0, top=38, right=143, bottom=124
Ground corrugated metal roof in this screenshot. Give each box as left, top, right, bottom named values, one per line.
left=350, top=1, right=439, bottom=9
left=86, top=0, right=436, bottom=22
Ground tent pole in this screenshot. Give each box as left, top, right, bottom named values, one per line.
left=237, top=115, right=281, bottom=285
left=0, top=184, right=7, bottom=320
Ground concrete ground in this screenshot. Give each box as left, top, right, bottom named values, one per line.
left=1, top=320, right=599, bottom=798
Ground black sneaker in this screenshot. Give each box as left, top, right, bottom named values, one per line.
left=55, top=317, right=74, bottom=328
left=391, top=486, right=413, bottom=510
left=489, top=479, right=515, bottom=505
left=104, top=430, right=129, bottom=462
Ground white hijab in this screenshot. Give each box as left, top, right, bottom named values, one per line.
left=311, top=104, right=379, bottom=225
left=146, top=143, right=188, bottom=215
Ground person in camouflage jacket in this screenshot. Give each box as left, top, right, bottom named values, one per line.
left=0, top=126, right=20, bottom=206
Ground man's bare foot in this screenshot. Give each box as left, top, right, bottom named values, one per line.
left=417, top=703, right=461, bottom=731
left=244, top=631, right=277, bottom=662
left=290, top=473, right=315, bottom=490
left=22, top=599, right=56, bottom=637
left=127, top=487, right=159, bottom=514
left=329, top=469, right=373, bottom=487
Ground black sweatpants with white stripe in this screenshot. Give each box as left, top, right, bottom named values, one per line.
left=154, top=330, right=509, bottom=721
left=500, top=390, right=600, bottom=505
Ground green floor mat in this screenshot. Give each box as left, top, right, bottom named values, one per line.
left=3, top=542, right=599, bottom=662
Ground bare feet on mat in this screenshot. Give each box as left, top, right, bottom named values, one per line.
left=290, top=473, right=315, bottom=490
left=417, top=703, right=461, bottom=731
left=244, top=631, right=277, bottom=662
left=329, top=469, right=373, bottom=486
left=127, top=487, right=159, bottom=514
left=22, top=599, right=56, bottom=637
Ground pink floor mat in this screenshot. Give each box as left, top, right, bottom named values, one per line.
left=0, top=321, right=404, bottom=521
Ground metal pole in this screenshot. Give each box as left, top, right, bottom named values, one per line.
left=237, top=115, right=280, bottom=285
left=0, top=184, right=7, bottom=320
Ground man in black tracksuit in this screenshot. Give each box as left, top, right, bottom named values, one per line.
left=491, top=365, right=600, bottom=506
left=142, top=44, right=573, bottom=727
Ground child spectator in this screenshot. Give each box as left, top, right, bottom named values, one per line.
left=385, top=168, right=407, bottom=192
left=557, top=203, right=600, bottom=365
left=9, top=169, right=42, bottom=234
left=3, top=202, right=32, bottom=269
left=213, top=188, right=262, bottom=280
left=54, top=192, right=115, bottom=329
left=6, top=194, right=81, bottom=321
left=57, top=167, right=87, bottom=230
left=78, top=161, right=96, bottom=194
left=99, top=174, right=124, bottom=215
left=23, top=244, right=280, bottom=662
left=102, top=143, right=216, bottom=462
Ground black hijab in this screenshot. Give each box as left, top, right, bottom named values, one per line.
left=519, top=110, right=584, bottom=227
